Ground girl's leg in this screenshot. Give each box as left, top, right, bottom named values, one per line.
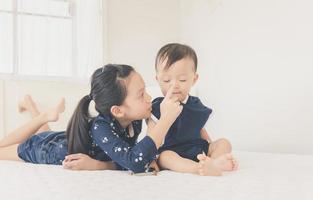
left=18, top=95, right=51, bottom=133
left=0, top=98, right=65, bottom=148
left=0, top=144, right=22, bottom=161
left=158, top=150, right=222, bottom=176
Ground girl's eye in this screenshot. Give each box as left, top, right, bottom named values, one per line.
left=163, top=80, right=170, bottom=83
left=179, top=80, right=186, bottom=82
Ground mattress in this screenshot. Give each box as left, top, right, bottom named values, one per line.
left=0, top=151, right=312, bottom=200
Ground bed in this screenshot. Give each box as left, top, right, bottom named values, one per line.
left=1, top=150, right=312, bottom=200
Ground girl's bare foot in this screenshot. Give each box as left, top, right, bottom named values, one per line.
left=212, top=153, right=238, bottom=171
left=197, top=154, right=222, bottom=176
left=42, top=98, right=65, bottom=122
left=18, top=95, right=37, bottom=113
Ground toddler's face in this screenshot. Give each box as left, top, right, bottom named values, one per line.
left=156, top=57, right=198, bottom=102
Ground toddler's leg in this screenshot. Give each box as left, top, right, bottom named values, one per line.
left=158, top=150, right=221, bottom=176
left=0, top=144, right=22, bottom=161
left=0, top=98, right=65, bottom=147
left=207, top=138, right=238, bottom=171
left=208, top=138, right=232, bottom=158
left=18, top=95, right=51, bottom=133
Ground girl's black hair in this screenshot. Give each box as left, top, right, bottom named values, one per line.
left=66, top=64, right=135, bottom=154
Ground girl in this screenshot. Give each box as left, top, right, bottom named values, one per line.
left=0, top=64, right=182, bottom=173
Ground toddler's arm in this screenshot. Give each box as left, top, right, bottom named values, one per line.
left=200, top=128, right=213, bottom=143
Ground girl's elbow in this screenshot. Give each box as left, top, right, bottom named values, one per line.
left=128, top=163, right=146, bottom=173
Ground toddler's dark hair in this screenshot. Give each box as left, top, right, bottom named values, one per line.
left=155, top=43, right=197, bottom=71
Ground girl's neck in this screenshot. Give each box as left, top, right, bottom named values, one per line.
left=116, top=117, right=132, bottom=129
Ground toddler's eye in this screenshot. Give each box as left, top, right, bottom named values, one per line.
left=179, top=80, right=186, bottom=82
left=163, top=80, right=170, bottom=83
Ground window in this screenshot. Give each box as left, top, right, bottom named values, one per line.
left=0, top=0, right=104, bottom=79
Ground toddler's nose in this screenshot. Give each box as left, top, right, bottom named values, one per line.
left=171, top=80, right=180, bottom=89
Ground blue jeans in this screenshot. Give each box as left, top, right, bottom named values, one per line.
left=17, top=131, right=67, bottom=165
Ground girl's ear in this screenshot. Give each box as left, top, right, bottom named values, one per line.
left=110, top=105, right=125, bottom=118
left=192, top=73, right=199, bottom=85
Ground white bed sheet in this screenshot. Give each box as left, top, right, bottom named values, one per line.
left=1, top=151, right=312, bottom=200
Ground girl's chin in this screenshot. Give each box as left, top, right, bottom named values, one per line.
left=137, top=112, right=151, bottom=120
left=145, top=112, right=152, bottom=118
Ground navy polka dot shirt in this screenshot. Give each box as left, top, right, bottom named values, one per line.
left=90, top=114, right=158, bottom=173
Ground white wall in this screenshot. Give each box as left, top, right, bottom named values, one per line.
left=0, top=79, right=89, bottom=138
left=105, top=0, right=181, bottom=86
left=0, top=80, right=4, bottom=135
left=180, top=0, right=313, bottom=154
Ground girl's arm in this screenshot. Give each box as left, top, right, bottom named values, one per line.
left=200, top=128, right=213, bottom=143
left=146, top=85, right=183, bottom=148
left=62, top=153, right=116, bottom=170
left=91, top=120, right=159, bottom=173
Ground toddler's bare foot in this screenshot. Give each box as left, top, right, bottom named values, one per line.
left=232, top=158, right=239, bottom=170
left=42, top=98, right=65, bottom=122
left=197, top=154, right=222, bottom=176
left=18, top=95, right=37, bottom=113
left=212, top=153, right=237, bottom=171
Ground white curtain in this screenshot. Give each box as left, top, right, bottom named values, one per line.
left=75, top=0, right=104, bottom=78
left=0, top=0, right=104, bottom=79
left=0, top=12, right=13, bottom=73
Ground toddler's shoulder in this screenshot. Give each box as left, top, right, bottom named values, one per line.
left=187, top=95, right=212, bottom=113
left=152, top=97, right=164, bottom=105
left=188, top=95, right=205, bottom=106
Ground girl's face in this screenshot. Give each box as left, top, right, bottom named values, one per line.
left=120, top=71, right=152, bottom=120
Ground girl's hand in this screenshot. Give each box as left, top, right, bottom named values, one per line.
left=62, top=153, right=113, bottom=170
left=149, top=160, right=160, bottom=172
left=160, top=85, right=183, bottom=123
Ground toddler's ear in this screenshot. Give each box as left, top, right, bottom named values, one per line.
left=155, top=75, right=158, bottom=81
left=193, top=73, right=199, bottom=85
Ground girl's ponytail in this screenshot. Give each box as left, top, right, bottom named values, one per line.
left=66, top=95, right=92, bottom=154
